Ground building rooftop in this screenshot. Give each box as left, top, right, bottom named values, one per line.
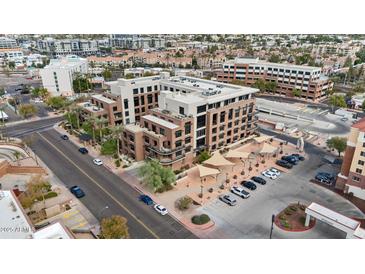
left=46, top=55, right=86, bottom=69
left=92, top=94, right=115, bottom=104
left=33, top=222, right=73, bottom=239
left=352, top=117, right=365, bottom=131
left=125, top=124, right=145, bottom=133
left=0, top=190, right=33, bottom=239
left=226, top=57, right=321, bottom=71
left=307, top=202, right=360, bottom=230
left=161, top=76, right=258, bottom=104
left=143, top=114, right=179, bottom=130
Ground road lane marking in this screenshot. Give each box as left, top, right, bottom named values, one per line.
left=37, top=132, right=160, bottom=239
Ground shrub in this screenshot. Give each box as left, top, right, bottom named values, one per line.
left=289, top=205, right=298, bottom=212
left=226, top=179, right=230, bottom=183
left=279, top=215, right=286, bottom=221
left=115, top=159, right=121, bottom=167
left=176, top=196, right=193, bottom=211
left=191, top=214, right=211, bottom=225
left=37, top=191, right=58, bottom=201
left=241, top=170, right=245, bottom=175
left=299, top=216, right=306, bottom=225
left=233, top=175, right=237, bottom=179
left=208, top=188, right=213, bottom=193
left=285, top=209, right=292, bottom=216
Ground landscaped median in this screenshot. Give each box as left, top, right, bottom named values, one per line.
left=274, top=203, right=315, bottom=232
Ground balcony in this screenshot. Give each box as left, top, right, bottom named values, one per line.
left=145, top=144, right=190, bottom=156
left=160, top=154, right=185, bottom=165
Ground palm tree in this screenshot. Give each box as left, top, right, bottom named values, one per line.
left=13, top=151, right=22, bottom=166
left=96, top=117, right=108, bottom=141
left=110, top=125, right=124, bottom=158
left=88, top=116, right=97, bottom=145
left=73, top=106, right=83, bottom=129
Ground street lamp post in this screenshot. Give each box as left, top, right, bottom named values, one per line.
left=98, top=206, right=109, bottom=219
left=270, top=214, right=275, bottom=239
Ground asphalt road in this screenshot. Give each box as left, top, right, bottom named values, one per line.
left=29, top=129, right=197, bottom=239
left=0, top=116, right=64, bottom=138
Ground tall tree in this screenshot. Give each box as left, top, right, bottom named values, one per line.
left=327, top=137, right=347, bottom=157
left=100, top=215, right=129, bottom=239
left=110, top=125, right=123, bottom=158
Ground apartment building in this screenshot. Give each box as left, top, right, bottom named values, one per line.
left=78, top=93, right=123, bottom=126
left=37, top=38, right=99, bottom=57
left=0, top=37, right=17, bottom=49
left=110, top=34, right=166, bottom=49
left=108, top=73, right=168, bottom=124
left=39, top=55, right=88, bottom=96
left=121, top=108, right=194, bottom=169
left=158, top=76, right=259, bottom=152
left=217, top=57, right=333, bottom=102
left=336, top=118, right=365, bottom=201
left=0, top=48, right=24, bottom=61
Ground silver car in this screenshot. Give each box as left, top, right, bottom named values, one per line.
left=219, top=194, right=237, bottom=206
left=230, top=186, right=250, bottom=199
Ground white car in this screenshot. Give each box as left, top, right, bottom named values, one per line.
left=230, top=186, right=250, bottom=199
left=154, top=204, right=168, bottom=216
left=269, top=167, right=281, bottom=176
left=93, top=158, right=103, bottom=166
left=34, top=98, right=43, bottom=103
left=262, top=170, right=278, bottom=180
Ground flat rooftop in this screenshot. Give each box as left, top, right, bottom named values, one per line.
left=0, top=191, right=33, bottom=239
left=33, top=222, right=73, bottom=239
left=143, top=114, right=179, bottom=130
left=306, top=202, right=360, bottom=230
left=125, top=124, right=145, bottom=133
left=161, top=76, right=257, bottom=104
left=92, top=94, right=115, bottom=104
left=225, top=57, right=320, bottom=71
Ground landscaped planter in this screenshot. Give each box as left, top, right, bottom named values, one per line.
left=274, top=203, right=315, bottom=232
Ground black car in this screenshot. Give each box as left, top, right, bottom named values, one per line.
left=291, top=153, right=305, bottom=161
left=78, top=147, right=88, bottom=154
left=251, top=176, right=266, bottom=185
left=281, top=155, right=298, bottom=165
left=276, top=159, right=293, bottom=169
left=241, top=180, right=257, bottom=190
left=70, top=186, right=85, bottom=198
left=61, top=135, right=69, bottom=140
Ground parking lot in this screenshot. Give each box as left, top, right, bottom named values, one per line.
left=194, top=150, right=365, bottom=239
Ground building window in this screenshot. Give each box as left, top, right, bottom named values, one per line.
left=124, top=99, right=129, bottom=109
left=175, top=130, right=182, bottom=138
left=197, top=105, right=207, bottom=114
left=361, top=151, right=365, bottom=157
left=185, top=137, right=191, bottom=144
left=353, top=176, right=360, bottom=182
left=160, top=128, right=165, bottom=136
left=197, top=115, right=206, bottom=129
left=154, top=85, right=158, bottom=91
left=179, top=107, right=185, bottom=115
left=175, top=140, right=182, bottom=148
left=147, top=94, right=153, bottom=104
left=356, top=168, right=362, bottom=174
left=125, top=111, right=129, bottom=117
left=359, top=160, right=365, bottom=166
left=134, top=97, right=139, bottom=107
left=113, top=106, right=118, bottom=111
left=140, top=87, right=144, bottom=93
left=133, top=88, right=138, bottom=95
left=147, top=86, right=152, bottom=92
left=184, top=122, right=191, bottom=134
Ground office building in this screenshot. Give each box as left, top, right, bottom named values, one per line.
left=39, top=55, right=88, bottom=96
left=336, top=118, right=365, bottom=201
left=217, top=57, right=333, bottom=101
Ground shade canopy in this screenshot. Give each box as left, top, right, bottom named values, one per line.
left=257, top=143, right=278, bottom=154
left=203, top=151, right=235, bottom=167
left=253, top=135, right=274, bottom=144
left=197, top=164, right=220, bottom=178
left=226, top=150, right=251, bottom=159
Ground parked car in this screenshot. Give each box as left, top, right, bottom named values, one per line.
left=139, top=194, right=153, bottom=205
left=291, top=153, right=305, bottom=161
left=70, top=186, right=85, bottom=198
left=219, top=194, right=237, bottom=206
left=154, top=204, right=168, bottom=215
left=61, top=135, right=69, bottom=140
left=93, top=158, right=103, bottom=166
left=262, top=170, right=278, bottom=180
left=281, top=155, right=298, bottom=165
left=315, top=174, right=332, bottom=185
left=251, top=176, right=267, bottom=185
left=276, top=159, right=293, bottom=169
left=230, top=186, right=250, bottom=198
left=269, top=167, right=281, bottom=176
left=317, top=172, right=335, bottom=181
left=341, top=117, right=348, bottom=122
left=241, top=180, right=257, bottom=190
left=78, top=147, right=88, bottom=154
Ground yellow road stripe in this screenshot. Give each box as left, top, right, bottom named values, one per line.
left=37, top=132, right=159, bottom=239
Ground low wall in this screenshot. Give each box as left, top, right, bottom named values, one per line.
left=0, top=160, right=46, bottom=178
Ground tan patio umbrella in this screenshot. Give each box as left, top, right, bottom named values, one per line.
left=197, top=164, right=220, bottom=178
left=225, top=150, right=251, bottom=159
left=253, top=135, right=275, bottom=144
left=203, top=151, right=235, bottom=167
left=257, top=142, right=278, bottom=155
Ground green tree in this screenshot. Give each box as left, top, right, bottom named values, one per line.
left=110, top=125, right=123, bottom=158
left=292, top=88, right=302, bottom=97
left=265, top=81, right=277, bottom=94
left=46, top=96, right=67, bottom=110
left=268, top=54, right=280, bottom=63
left=18, top=104, right=37, bottom=118
left=73, top=75, right=92, bottom=93
left=344, top=56, right=353, bottom=67
left=327, top=137, right=347, bottom=157
left=100, top=215, right=129, bottom=239
left=102, top=69, right=112, bottom=80
left=329, top=95, right=347, bottom=112
left=353, top=84, right=365, bottom=94
left=101, top=139, right=117, bottom=155
left=0, top=87, right=5, bottom=97
left=197, top=150, right=211, bottom=164
left=125, top=73, right=135, bottom=79
left=8, top=61, right=15, bottom=70
left=18, top=175, right=52, bottom=209
left=31, top=87, right=49, bottom=99
left=138, top=160, right=176, bottom=192
left=252, top=79, right=267, bottom=92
